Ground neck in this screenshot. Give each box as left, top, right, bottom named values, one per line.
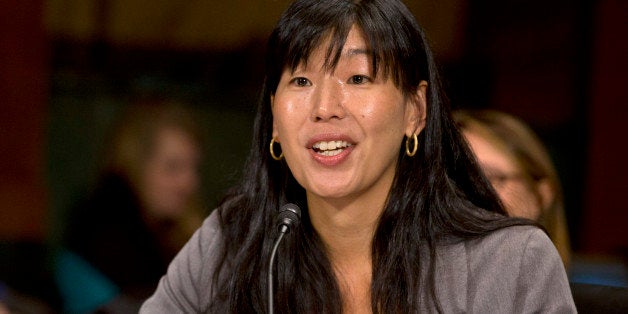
left=307, top=193, right=386, bottom=266
left=306, top=176, right=393, bottom=312
left=307, top=196, right=381, bottom=313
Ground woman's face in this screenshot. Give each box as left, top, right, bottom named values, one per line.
left=272, top=26, right=425, bottom=203
left=463, top=130, right=541, bottom=220
left=141, top=128, right=201, bottom=219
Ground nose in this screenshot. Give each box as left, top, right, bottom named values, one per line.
left=175, top=163, right=200, bottom=196
left=311, top=79, right=346, bottom=121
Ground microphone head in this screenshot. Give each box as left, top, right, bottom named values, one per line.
left=276, top=203, right=301, bottom=233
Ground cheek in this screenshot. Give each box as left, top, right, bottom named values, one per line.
left=144, top=168, right=172, bottom=199
left=273, top=97, right=309, bottom=138
left=497, top=184, right=541, bottom=219
left=356, top=97, right=406, bottom=132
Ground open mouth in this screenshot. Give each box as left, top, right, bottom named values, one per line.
left=312, top=140, right=352, bottom=157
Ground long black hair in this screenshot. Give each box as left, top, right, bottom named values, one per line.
left=211, top=0, right=532, bottom=312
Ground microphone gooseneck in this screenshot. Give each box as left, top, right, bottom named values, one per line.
left=268, top=203, right=301, bottom=314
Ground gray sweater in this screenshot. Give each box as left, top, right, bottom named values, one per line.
left=141, top=211, right=576, bottom=313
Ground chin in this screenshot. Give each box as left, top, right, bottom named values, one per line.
left=307, top=186, right=352, bottom=200
left=150, top=204, right=186, bottom=219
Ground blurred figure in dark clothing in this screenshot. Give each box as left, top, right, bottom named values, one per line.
left=56, top=100, right=205, bottom=313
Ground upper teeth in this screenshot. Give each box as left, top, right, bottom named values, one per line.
left=313, top=140, right=351, bottom=151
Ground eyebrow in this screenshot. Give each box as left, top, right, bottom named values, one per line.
left=345, top=48, right=371, bottom=56
left=289, top=48, right=372, bottom=74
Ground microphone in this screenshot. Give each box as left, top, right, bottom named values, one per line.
left=268, top=203, right=301, bottom=314
left=275, top=203, right=301, bottom=234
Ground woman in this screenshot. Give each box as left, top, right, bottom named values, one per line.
left=59, top=101, right=204, bottom=312
left=453, top=109, right=571, bottom=267
left=142, top=0, right=575, bottom=312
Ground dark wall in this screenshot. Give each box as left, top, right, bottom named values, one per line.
left=582, top=0, right=627, bottom=255
left=0, top=0, right=49, bottom=240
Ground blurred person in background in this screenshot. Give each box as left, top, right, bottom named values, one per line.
left=453, top=109, right=571, bottom=267
left=55, top=100, right=205, bottom=313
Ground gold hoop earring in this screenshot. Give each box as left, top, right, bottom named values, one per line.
left=405, top=133, right=418, bottom=157
left=270, top=138, right=284, bottom=160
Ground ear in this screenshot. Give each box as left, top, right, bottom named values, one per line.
left=270, top=95, right=279, bottom=140
left=405, top=80, right=428, bottom=137
left=536, top=178, right=554, bottom=210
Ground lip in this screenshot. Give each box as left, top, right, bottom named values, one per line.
left=307, top=133, right=356, bottom=167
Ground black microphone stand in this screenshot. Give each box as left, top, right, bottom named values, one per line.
left=268, top=203, right=301, bottom=314
left=268, top=225, right=288, bottom=314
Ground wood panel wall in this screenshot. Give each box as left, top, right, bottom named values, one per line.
left=0, top=0, right=49, bottom=240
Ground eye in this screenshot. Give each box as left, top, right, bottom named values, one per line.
left=348, top=75, right=371, bottom=85
left=290, top=77, right=311, bottom=87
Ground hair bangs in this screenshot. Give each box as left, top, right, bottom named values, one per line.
left=267, top=0, right=424, bottom=97
left=267, top=1, right=356, bottom=91
left=358, top=0, right=427, bottom=95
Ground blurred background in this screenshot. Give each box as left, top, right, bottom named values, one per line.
left=1, top=0, right=626, bottom=311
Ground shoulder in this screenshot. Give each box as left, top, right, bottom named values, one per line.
left=466, top=225, right=550, bottom=263
left=140, top=210, right=225, bottom=313
left=433, top=226, right=542, bottom=304
left=197, top=209, right=223, bottom=243
left=163, top=209, right=224, bottom=283
left=434, top=225, right=575, bottom=312
left=463, top=225, right=560, bottom=287
left=437, top=224, right=549, bottom=267
left=183, top=210, right=224, bottom=279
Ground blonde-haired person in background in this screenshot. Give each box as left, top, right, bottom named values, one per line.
left=56, top=100, right=205, bottom=313
left=453, top=109, right=571, bottom=267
